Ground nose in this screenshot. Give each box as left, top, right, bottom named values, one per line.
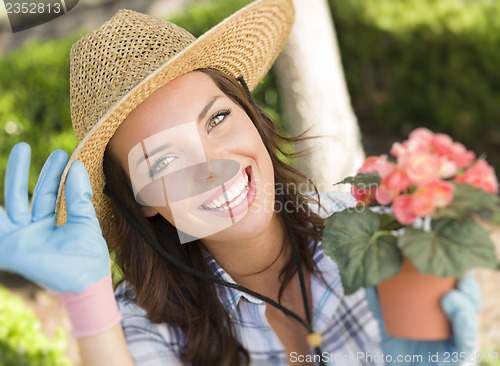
left=203, top=162, right=215, bottom=186
left=196, top=136, right=241, bottom=188
left=199, top=159, right=241, bottom=188
left=198, top=139, right=228, bottom=182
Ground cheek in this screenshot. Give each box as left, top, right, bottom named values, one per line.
left=230, top=121, right=272, bottom=163
left=249, top=128, right=274, bottom=178
left=241, top=126, right=274, bottom=189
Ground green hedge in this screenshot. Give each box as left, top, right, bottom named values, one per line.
left=0, top=36, right=79, bottom=204
left=0, top=286, right=71, bottom=366
left=329, top=0, right=500, bottom=173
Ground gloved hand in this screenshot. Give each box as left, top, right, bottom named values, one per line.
left=441, top=274, right=481, bottom=355
left=0, top=142, right=120, bottom=337
left=0, top=142, right=109, bottom=292
left=365, top=273, right=481, bottom=366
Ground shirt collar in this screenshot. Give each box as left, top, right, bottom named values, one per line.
left=202, top=247, right=263, bottom=314
left=202, top=239, right=331, bottom=314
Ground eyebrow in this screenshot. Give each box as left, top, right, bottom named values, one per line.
left=135, top=142, right=172, bottom=168
left=198, top=95, right=223, bottom=122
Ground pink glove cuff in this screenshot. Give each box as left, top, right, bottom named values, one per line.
left=57, top=273, right=122, bottom=338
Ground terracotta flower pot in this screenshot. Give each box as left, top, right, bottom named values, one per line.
left=376, top=256, right=457, bottom=340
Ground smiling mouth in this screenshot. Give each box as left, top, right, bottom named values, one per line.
left=201, top=168, right=251, bottom=211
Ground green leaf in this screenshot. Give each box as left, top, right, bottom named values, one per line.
left=432, top=183, right=500, bottom=220
left=333, top=172, right=381, bottom=187
left=322, top=209, right=402, bottom=294
left=398, top=216, right=499, bottom=277
left=379, top=213, right=404, bottom=231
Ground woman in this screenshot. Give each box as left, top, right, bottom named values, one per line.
left=0, top=0, right=480, bottom=365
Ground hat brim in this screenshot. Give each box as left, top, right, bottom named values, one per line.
left=55, top=0, right=294, bottom=246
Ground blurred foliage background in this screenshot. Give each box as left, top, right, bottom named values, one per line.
left=330, top=0, right=500, bottom=170
left=0, top=286, right=71, bottom=366
left=1, top=0, right=499, bottom=364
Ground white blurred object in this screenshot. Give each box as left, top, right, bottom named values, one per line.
left=275, top=0, right=365, bottom=192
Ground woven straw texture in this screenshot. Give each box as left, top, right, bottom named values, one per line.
left=55, top=0, right=295, bottom=246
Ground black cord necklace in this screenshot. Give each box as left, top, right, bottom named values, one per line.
left=106, top=187, right=325, bottom=366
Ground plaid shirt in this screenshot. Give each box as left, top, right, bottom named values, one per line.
left=115, top=192, right=385, bottom=365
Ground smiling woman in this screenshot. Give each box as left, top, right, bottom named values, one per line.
left=101, top=67, right=329, bottom=365
left=0, top=0, right=482, bottom=365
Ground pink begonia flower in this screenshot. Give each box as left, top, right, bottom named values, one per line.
left=411, top=180, right=455, bottom=217
left=351, top=185, right=377, bottom=206
left=431, top=133, right=454, bottom=157
left=376, top=169, right=412, bottom=205
left=409, top=127, right=434, bottom=145
left=427, top=131, right=476, bottom=170
left=411, top=189, right=436, bottom=217
left=390, top=142, right=406, bottom=157
left=404, top=128, right=435, bottom=155
left=430, top=180, right=455, bottom=207
left=357, top=155, right=395, bottom=179
left=399, top=139, right=429, bottom=158
left=392, top=195, right=418, bottom=225
left=438, top=156, right=457, bottom=179
left=391, top=128, right=434, bottom=160
left=402, top=151, right=442, bottom=185
left=450, top=142, right=476, bottom=168
left=455, top=159, right=499, bottom=194
left=353, top=155, right=395, bottom=206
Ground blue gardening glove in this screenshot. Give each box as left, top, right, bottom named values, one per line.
left=0, top=142, right=109, bottom=293
left=441, top=274, right=481, bottom=355
left=365, top=272, right=481, bottom=366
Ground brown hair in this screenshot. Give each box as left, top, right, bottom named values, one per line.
left=103, top=68, right=325, bottom=366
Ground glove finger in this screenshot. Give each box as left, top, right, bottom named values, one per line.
left=5, top=142, right=31, bottom=225
left=32, top=150, right=69, bottom=222
left=457, top=273, right=482, bottom=312
left=64, top=160, right=100, bottom=227
left=441, top=289, right=478, bottom=353
left=0, top=205, right=13, bottom=235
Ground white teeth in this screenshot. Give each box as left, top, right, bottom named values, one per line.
left=229, top=184, right=241, bottom=199
left=233, top=194, right=245, bottom=206
left=238, top=178, right=246, bottom=191
left=225, top=189, right=236, bottom=202
left=202, top=171, right=250, bottom=211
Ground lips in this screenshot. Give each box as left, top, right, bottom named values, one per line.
left=201, top=168, right=251, bottom=211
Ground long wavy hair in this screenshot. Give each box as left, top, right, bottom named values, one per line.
left=103, top=68, right=325, bottom=366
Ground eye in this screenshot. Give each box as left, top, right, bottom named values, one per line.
left=151, top=154, right=177, bottom=176
left=207, top=109, right=231, bottom=133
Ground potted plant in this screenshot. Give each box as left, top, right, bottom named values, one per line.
left=322, top=128, right=500, bottom=340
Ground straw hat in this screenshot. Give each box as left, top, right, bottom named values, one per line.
left=55, top=0, right=295, bottom=245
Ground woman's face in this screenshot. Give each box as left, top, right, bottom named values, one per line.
left=108, top=71, right=276, bottom=243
